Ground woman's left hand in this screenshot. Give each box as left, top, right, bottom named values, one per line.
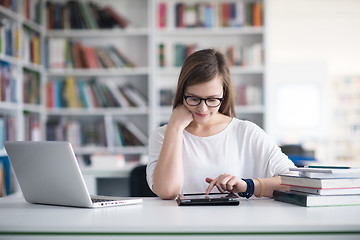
left=205, top=174, right=247, bottom=195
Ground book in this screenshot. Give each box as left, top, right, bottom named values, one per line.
left=119, top=85, right=147, bottom=107
left=0, top=161, right=4, bottom=197
left=103, top=81, right=131, bottom=107
left=273, top=190, right=360, bottom=207
left=79, top=1, right=98, bottom=29
left=289, top=185, right=360, bottom=195
left=104, top=6, right=129, bottom=28
left=116, top=121, right=143, bottom=146
left=158, top=2, right=166, bottom=28
left=49, top=38, right=65, bottom=69
left=0, top=155, right=11, bottom=196
left=289, top=167, right=360, bottom=178
left=280, top=174, right=360, bottom=189
left=111, top=46, right=136, bottom=68
left=65, top=76, right=81, bottom=108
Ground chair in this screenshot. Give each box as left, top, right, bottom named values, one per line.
left=129, top=165, right=157, bottom=197
left=280, top=144, right=316, bottom=167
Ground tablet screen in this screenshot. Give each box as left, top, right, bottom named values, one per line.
left=181, top=193, right=236, bottom=200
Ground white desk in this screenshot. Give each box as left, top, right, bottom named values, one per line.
left=0, top=196, right=360, bottom=240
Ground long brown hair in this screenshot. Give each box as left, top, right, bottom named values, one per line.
left=172, top=48, right=236, bottom=117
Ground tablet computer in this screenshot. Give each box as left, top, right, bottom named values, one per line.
left=176, top=193, right=240, bottom=206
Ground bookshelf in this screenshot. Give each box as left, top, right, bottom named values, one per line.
left=1, top=0, right=265, bottom=195
left=0, top=0, right=45, bottom=157
left=43, top=0, right=152, bottom=159
left=154, top=0, right=265, bottom=127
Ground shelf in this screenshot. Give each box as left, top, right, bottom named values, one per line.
left=157, top=27, right=264, bottom=36
left=22, top=18, right=43, bottom=33
left=0, top=6, right=18, bottom=21
left=23, top=104, right=44, bottom=113
left=22, top=61, right=44, bottom=72
left=0, top=102, right=19, bottom=112
left=46, top=107, right=149, bottom=116
left=157, top=66, right=264, bottom=76
left=47, top=28, right=150, bottom=38
left=235, top=105, right=264, bottom=114
left=81, top=162, right=141, bottom=178
left=112, top=146, right=148, bottom=155
left=47, top=67, right=150, bottom=77
left=0, top=54, right=19, bottom=65
left=72, top=146, right=147, bottom=156
left=72, top=146, right=109, bottom=155
left=231, top=66, right=265, bottom=74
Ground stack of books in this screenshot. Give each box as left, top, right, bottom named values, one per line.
left=274, top=166, right=360, bottom=207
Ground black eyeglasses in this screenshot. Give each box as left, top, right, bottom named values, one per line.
left=184, top=95, right=224, bottom=107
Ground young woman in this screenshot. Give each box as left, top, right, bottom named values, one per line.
left=147, top=49, right=294, bottom=200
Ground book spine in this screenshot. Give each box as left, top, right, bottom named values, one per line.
left=0, top=156, right=11, bottom=196
left=47, top=1, right=131, bottom=30
left=158, top=2, right=166, bottom=28
left=23, top=68, right=40, bottom=105
left=273, top=190, right=307, bottom=207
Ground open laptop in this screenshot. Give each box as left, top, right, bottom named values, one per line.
left=4, top=141, right=143, bottom=208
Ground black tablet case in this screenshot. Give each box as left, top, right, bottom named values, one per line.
left=176, top=193, right=240, bottom=206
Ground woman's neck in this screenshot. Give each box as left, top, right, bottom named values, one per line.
left=185, top=113, right=232, bottom=137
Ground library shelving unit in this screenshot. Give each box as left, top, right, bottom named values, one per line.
left=0, top=1, right=45, bottom=156
left=44, top=0, right=153, bottom=159
left=154, top=0, right=266, bottom=128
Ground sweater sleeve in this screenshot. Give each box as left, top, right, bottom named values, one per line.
left=146, top=126, right=167, bottom=191
left=246, top=121, right=295, bottom=177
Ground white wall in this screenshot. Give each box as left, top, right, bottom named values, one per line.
left=266, top=0, right=360, bottom=161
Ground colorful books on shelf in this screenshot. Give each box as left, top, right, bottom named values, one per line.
left=166, top=1, right=262, bottom=29
left=0, top=155, right=11, bottom=197
left=0, top=115, right=16, bottom=150
left=22, top=26, right=40, bottom=65
left=23, top=0, right=42, bottom=24
left=0, top=61, right=17, bottom=103
left=46, top=77, right=147, bottom=109
left=114, top=120, right=148, bottom=147
left=119, top=84, right=147, bottom=107
left=23, top=68, right=40, bottom=105
left=175, top=2, right=214, bottom=28
left=0, top=19, right=20, bottom=58
left=46, top=117, right=107, bottom=147
left=274, top=167, right=360, bottom=207
left=159, top=89, right=175, bottom=106
left=46, top=0, right=129, bottom=30
left=236, top=84, right=263, bottom=106
left=174, top=44, right=197, bottom=67
left=48, top=39, right=135, bottom=69
left=223, top=44, right=264, bottom=67
left=0, top=0, right=18, bottom=11
left=23, top=111, right=41, bottom=141
left=163, top=43, right=263, bottom=68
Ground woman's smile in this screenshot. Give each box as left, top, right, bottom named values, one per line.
left=195, top=112, right=208, bottom=118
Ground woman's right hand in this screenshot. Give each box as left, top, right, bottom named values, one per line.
left=168, top=104, right=194, bottom=131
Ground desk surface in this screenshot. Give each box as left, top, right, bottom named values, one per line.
left=1, top=195, right=360, bottom=238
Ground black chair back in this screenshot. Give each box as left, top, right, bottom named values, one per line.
left=129, top=165, right=157, bottom=197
